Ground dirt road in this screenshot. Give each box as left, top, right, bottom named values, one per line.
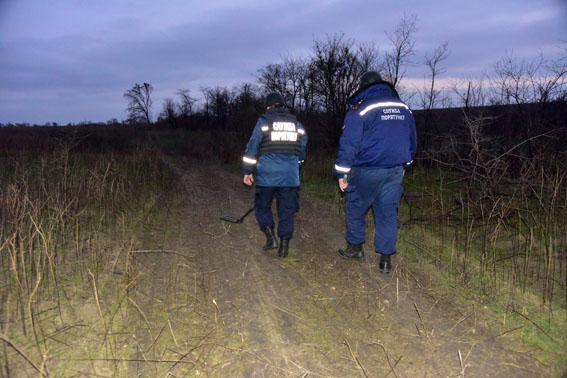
left=126, top=157, right=554, bottom=377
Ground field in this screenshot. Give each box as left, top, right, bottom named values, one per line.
left=0, top=126, right=565, bottom=377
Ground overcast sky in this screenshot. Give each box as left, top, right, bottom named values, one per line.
left=1, top=0, right=565, bottom=125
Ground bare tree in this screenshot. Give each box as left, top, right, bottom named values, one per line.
left=450, top=79, right=487, bottom=109
left=257, top=55, right=315, bottom=115
left=124, top=82, right=153, bottom=125
left=281, top=55, right=303, bottom=110
left=382, top=15, right=418, bottom=89
left=417, top=42, right=450, bottom=149
left=490, top=51, right=540, bottom=105
left=200, top=86, right=211, bottom=126
left=230, top=83, right=262, bottom=132
left=257, top=63, right=287, bottom=101
left=311, top=33, right=357, bottom=116
left=176, top=89, right=196, bottom=119
left=486, top=47, right=567, bottom=160
left=422, top=42, right=450, bottom=110
left=310, top=33, right=377, bottom=116
left=202, top=86, right=233, bottom=128
left=297, top=63, right=317, bottom=115
left=536, top=44, right=567, bottom=102
left=488, top=48, right=567, bottom=105
left=160, top=97, right=178, bottom=128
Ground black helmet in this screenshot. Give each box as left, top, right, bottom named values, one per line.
left=265, top=92, right=284, bottom=108
left=358, top=71, right=383, bottom=92
left=348, top=71, right=393, bottom=105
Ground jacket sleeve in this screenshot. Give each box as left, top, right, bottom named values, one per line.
left=298, top=122, right=308, bottom=164
left=335, top=110, right=363, bottom=177
left=242, top=118, right=265, bottom=174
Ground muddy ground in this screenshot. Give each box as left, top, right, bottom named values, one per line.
left=104, top=157, right=561, bottom=377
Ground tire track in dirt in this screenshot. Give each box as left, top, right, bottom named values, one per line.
left=169, top=159, right=366, bottom=375
left=175, top=160, right=314, bottom=374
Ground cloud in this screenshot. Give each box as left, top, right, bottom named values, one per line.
left=0, top=0, right=565, bottom=124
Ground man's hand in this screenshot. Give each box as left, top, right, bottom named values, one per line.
left=243, top=174, right=254, bottom=186
left=338, top=178, right=348, bottom=192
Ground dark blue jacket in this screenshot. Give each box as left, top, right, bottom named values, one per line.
left=335, top=83, right=417, bottom=177
left=243, top=108, right=307, bottom=187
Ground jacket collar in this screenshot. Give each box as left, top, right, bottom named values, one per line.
left=347, top=81, right=401, bottom=107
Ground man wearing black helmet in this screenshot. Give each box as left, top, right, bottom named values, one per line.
left=242, top=92, right=308, bottom=258
left=335, top=71, right=417, bottom=273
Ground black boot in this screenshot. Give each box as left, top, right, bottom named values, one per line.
left=379, top=253, right=392, bottom=273
left=262, top=227, right=279, bottom=250
left=278, top=238, right=290, bottom=258
left=338, top=242, right=364, bottom=260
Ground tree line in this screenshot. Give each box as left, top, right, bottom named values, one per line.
left=123, top=16, right=422, bottom=147
left=123, top=16, right=567, bottom=153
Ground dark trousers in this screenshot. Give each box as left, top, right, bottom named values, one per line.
left=344, top=166, right=404, bottom=255
left=255, top=186, right=299, bottom=239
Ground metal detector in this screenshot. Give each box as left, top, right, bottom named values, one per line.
left=220, top=206, right=255, bottom=223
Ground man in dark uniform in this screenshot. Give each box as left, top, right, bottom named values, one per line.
left=242, top=92, right=308, bottom=258
left=335, top=71, right=417, bottom=273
